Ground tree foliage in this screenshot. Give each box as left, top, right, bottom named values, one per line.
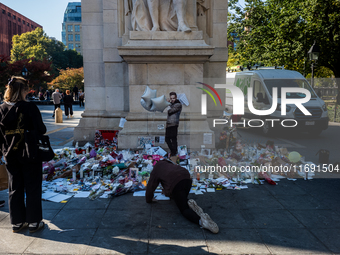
left=228, top=0, right=340, bottom=101
left=48, top=67, right=84, bottom=92
left=0, top=55, right=53, bottom=91
left=11, top=28, right=83, bottom=76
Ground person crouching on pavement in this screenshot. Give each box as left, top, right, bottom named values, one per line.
left=146, top=160, right=219, bottom=233
left=166, top=92, right=182, bottom=163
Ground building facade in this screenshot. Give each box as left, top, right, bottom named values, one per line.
left=62, top=2, right=82, bottom=55
left=0, top=3, right=42, bottom=56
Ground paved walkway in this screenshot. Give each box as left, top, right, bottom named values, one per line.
left=0, top=105, right=340, bottom=254
left=38, top=104, right=84, bottom=149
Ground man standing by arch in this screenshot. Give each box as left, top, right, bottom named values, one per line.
left=166, top=92, right=182, bottom=163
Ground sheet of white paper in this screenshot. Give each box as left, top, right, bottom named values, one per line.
left=47, top=194, right=73, bottom=203
left=99, top=191, right=112, bottom=199
left=159, top=136, right=165, bottom=144
left=155, top=146, right=167, bottom=156
left=240, top=185, right=248, bottom=189
left=154, top=194, right=170, bottom=200
left=42, top=191, right=59, bottom=200
left=215, top=177, right=228, bottom=183
left=195, top=190, right=204, bottom=195
left=189, top=188, right=196, bottom=194
left=200, top=189, right=206, bottom=193
left=207, top=188, right=215, bottom=192
left=243, top=179, right=253, bottom=184
left=203, top=133, right=213, bottom=145
left=133, top=191, right=146, bottom=197
left=74, top=191, right=91, bottom=198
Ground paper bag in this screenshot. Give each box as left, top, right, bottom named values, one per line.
left=0, top=164, right=8, bottom=191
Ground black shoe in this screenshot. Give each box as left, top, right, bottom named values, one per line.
left=52, top=115, right=54, bottom=118
left=29, top=221, right=45, bottom=233
left=12, top=222, right=28, bottom=233
left=0, top=200, right=4, bottom=207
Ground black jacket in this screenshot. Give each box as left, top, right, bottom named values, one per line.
left=0, top=101, right=46, bottom=162
left=145, top=160, right=190, bottom=203
left=63, top=95, right=73, bottom=105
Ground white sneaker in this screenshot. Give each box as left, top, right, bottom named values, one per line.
left=188, top=199, right=204, bottom=218
left=200, top=213, right=219, bottom=234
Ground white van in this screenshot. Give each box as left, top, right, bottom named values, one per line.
left=226, top=69, right=329, bottom=135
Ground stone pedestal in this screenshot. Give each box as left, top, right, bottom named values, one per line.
left=118, top=31, right=215, bottom=150
left=76, top=0, right=228, bottom=148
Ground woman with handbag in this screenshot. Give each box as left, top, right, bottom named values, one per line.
left=0, top=76, right=46, bottom=233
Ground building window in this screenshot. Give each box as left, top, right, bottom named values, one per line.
left=75, top=34, right=80, bottom=41
left=8, top=12, right=11, bottom=17
left=13, top=24, right=17, bottom=34
left=75, top=25, right=80, bottom=32
left=2, top=9, right=5, bottom=14
left=68, top=34, right=73, bottom=41
left=67, top=25, right=73, bottom=32
left=18, top=18, right=21, bottom=22
left=68, top=44, right=74, bottom=50
left=22, top=20, right=25, bottom=25
left=13, top=15, right=16, bottom=20
left=75, top=43, right=81, bottom=49
left=31, top=24, right=33, bottom=28
left=18, top=26, right=21, bottom=34
left=27, top=23, right=29, bottom=26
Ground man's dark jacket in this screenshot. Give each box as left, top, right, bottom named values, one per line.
left=146, top=160, right=190, bottom=203
left=166, top=99, right=182, bottom=128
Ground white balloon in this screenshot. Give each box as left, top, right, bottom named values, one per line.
left=140, top=98, right=153, bottom=111
left=141, top=86, right=157, bottom=108
left=150, top=95, right=171, bottom=112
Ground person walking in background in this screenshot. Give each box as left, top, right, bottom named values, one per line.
left=165, top=92, right=182, bottom=163
left=51, top=89, right=62, bottom=118
left=38, top=91, right=45, bottom=101
left=146, top=160, right=219, bottom=234
left=73, top=85, right=79, bottom=101
left=46, top=90, right=50, bottom=101
left=78, top=89, right=84, bottom=107
left=63, top=90, right=74, bottom=119
left=0, top=76, right=46, bottom=233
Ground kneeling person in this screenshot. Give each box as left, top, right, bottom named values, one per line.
left=146, top=160, right=219, bottom=233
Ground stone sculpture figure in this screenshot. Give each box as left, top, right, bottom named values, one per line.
left=125, top=0, right=191, bottom=32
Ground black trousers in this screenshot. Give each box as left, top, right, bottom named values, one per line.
left=165, top=126, right=178, bottom=156
left=6, top=161, right=43, bottom=224
left=172, top=179, right=200, bottom=225
left=79, top=98, right=84, bottom=107
left=64, top=104, right=73, bottom=116
left=53, top=104, right=60, bottom=116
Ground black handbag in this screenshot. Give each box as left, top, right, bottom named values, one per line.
left=37, top=134, right=55, bottom=162
left=25, top=130, right=54, bottom=162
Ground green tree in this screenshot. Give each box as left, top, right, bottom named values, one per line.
left=228, top=0, right=340, bottom=102
left=48, top=67, right=84, bottom=92
left=11, top=28, right=83, bottom=76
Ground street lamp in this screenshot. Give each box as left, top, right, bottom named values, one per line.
left=21, top=65, right=28, bottom=78
left=308, top=41, right=320, bottom=88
